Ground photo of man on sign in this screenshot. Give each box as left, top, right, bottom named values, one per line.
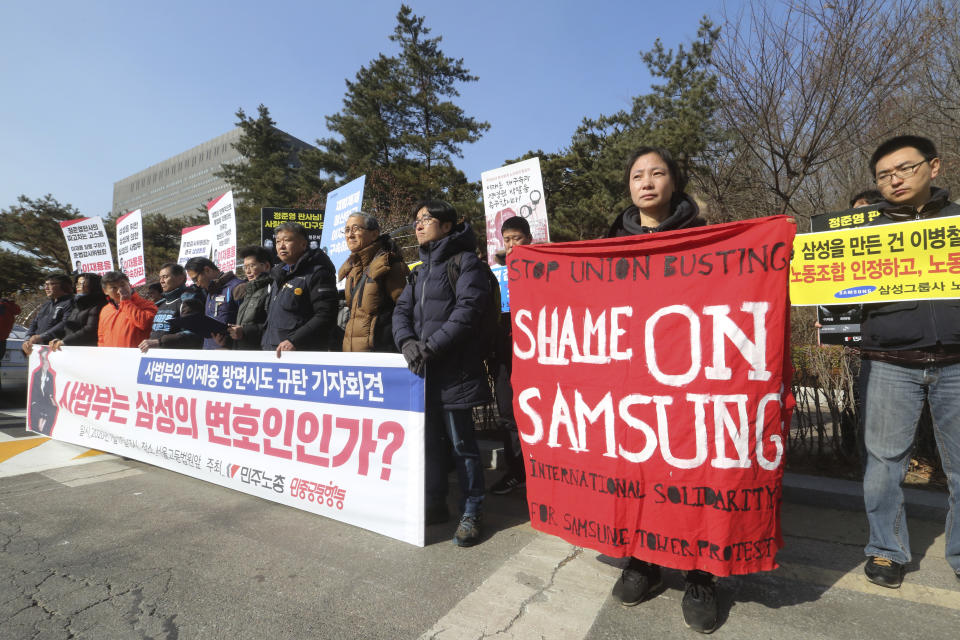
left=508, top=147, right=795, bottom=634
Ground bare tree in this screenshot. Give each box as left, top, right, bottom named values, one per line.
left=712, top=0, right=932, bottom=224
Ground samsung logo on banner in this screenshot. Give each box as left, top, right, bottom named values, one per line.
left=834, top=286, right=876, bottom=299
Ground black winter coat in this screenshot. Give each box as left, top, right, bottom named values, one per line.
left=150, top=285, right=203, bottom=349
left=60, top=293, right=106, bottom=346
left=606, top=194, right=706, bottom=238
left=27, top=295, right=75, bottom=342
left=392, top=223, right=492, bottom=409
left=860, top=188, right=960, bottom=351
left=261, top=249, right=338, bottom=351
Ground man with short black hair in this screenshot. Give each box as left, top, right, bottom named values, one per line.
left=489, top=216, right=532, bottom=496
left=184, top=256, right=245, bottom=350
left=228, top=246, right=273, bottom=350
left=139, top=263, right=203, bottom=352
left=261, top=222, right=338, bottom=356
left=22, top=274, right=75, bottom=356
left=859, top=135, right=960, bottom=588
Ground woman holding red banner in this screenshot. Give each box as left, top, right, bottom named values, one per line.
left=606, top=147, right=719, bottom=634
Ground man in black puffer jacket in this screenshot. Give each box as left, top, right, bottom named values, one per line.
left=393, top=199, right=491, bottom=547
left=858, top=135, right=960, bottom=590
left=261, top=222, right=338, bottom=355
left=229, top=246, right=272, bottom=350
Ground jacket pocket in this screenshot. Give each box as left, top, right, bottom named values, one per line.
left=863, top=301, right=922, bottom=347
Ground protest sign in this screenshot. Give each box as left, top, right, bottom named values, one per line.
left=261, top=207, right=324, bottom=256
left=59, top=217, right=114, bottom=275
left=508, top=216, right=795, bottom=576
left=491, top=264, right=510, bottom=313
left=116, top=209, right=146, bottom=286
left=207, top=191, right=237, bottom=274
left=790, top=215, right=960, bottom=306
left=807, top=206, right=883, bottom=345
left=26, top=347, right=426, bottom=546
left=481, top=158, right=550, bottom=265
left=177, top=225, right=211, bottom=286
left=321, top=176, right=366, bottom=277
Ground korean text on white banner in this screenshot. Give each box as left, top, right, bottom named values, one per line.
left=116, top=209, right=146, bottom=286
left=481, top=158, right=550, bottom=265
left=26, top=347, right=426, bottom=546
left=177, top=225, right=211, bottom=286
left=320, top=175, right=366, bottom=277
left=207, top=191, right=237, bottom=274
left=59, top=217, right=114, bottom=275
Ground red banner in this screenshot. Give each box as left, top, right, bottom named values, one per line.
left=509, top=216, right=795, bottom=576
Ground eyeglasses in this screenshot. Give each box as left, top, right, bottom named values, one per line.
left=342, top=225, right=368, bottom=236
left=876, top=160, right=929, bottom=185
left=415, top=215, right=437, bottom=227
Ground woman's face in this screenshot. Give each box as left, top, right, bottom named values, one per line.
left=628, top=152, right=676, bottom=219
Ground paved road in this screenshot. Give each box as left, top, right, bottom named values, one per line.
left=1, top=387, right=958, bottom=639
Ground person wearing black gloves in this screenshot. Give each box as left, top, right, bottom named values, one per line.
left=392, top=199, right=491, bottom=547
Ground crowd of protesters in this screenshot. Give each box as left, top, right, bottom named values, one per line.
left=10, top=133, right=960, bottom=633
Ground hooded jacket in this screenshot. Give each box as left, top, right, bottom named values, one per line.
left=392, top=222, right=492, bottom=409
left=860, top=187, right=960, bottom=352
left=606, top=193, right=706, bottom=238
left=338, top=235, right=409, bottom=352
left=233, top=273, right=270, bottom=350
left=150, top=284, right=203, bottom=349
left=60, top=292, right=107, bottom=346
left=261, top=249, right=338, bottom=351
left=98, top=293, right=157, bottom=348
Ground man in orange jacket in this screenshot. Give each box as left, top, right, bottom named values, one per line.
left=98, top=271, right=156, bottom=347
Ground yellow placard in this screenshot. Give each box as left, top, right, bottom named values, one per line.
left=790, top=215, right=960, bottom=305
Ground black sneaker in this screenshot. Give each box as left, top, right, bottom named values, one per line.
left=682, top=570, right=719, bottom=634
left=425, top=503, right=450, bottom=526
left=453, top=514, right=482, bottom=547
left=490, top=472, right=526, bottom=495
left=612, top=558, right=662, bottom=606
left=864, top=556, right=904, bottom=588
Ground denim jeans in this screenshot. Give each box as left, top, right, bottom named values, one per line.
left=860, top=359, right=960, bottom=573
left=424, top=407, right=485, bottom=517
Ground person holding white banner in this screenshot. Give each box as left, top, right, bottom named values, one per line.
left=261, top=222, right=338, bottom=356
left=184, top=257, right=245, bottom=350
left=22, top=274, right=75, bottom=356
left=48, top=273, right=106, bottom=349
left=98, top=271, right=157, bottom=348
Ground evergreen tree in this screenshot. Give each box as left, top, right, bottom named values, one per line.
left=216, top=104, right=301, bottom=246
left=512, top=18, right=721, bottom=241
left=0, top=194, right=83, bottom=273
left=301, top=4, right=488, bottom=222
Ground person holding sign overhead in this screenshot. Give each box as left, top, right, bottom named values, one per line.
left=605, top=147, right=721, bottom=633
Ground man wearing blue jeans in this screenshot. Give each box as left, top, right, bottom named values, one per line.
left=860, top=135, right=960, bottom=588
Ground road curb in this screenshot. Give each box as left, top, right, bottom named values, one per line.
left=783, top=471, right=948, bottom=521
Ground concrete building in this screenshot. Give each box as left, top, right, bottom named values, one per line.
left=111, top=128, right=313, bottom=219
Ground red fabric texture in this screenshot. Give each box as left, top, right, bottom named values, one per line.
left=509, top=216, right=796, bottom=576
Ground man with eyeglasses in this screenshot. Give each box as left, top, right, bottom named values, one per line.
left=338, top=212, right=408, bottom=352
left=859, top=135, right=960, bottom=589
left=22, top=274, right=75, bottom=356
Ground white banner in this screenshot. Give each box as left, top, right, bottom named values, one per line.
left=26, top=347, right=426, bottom=546
left=481, top=158, right=550, bottom=265
left=178, top=225, right=211, bottom=286
left=59, top=217, right=114, bottom=275
left=116, top=209, right=146, bottom=286
left=207, top=191, right=237, bottom=274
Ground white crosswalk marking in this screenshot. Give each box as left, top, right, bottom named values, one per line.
left=420, top=532, right=620, bottom=640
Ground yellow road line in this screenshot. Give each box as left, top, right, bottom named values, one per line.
left=0, top=437, right=49, bottom=463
